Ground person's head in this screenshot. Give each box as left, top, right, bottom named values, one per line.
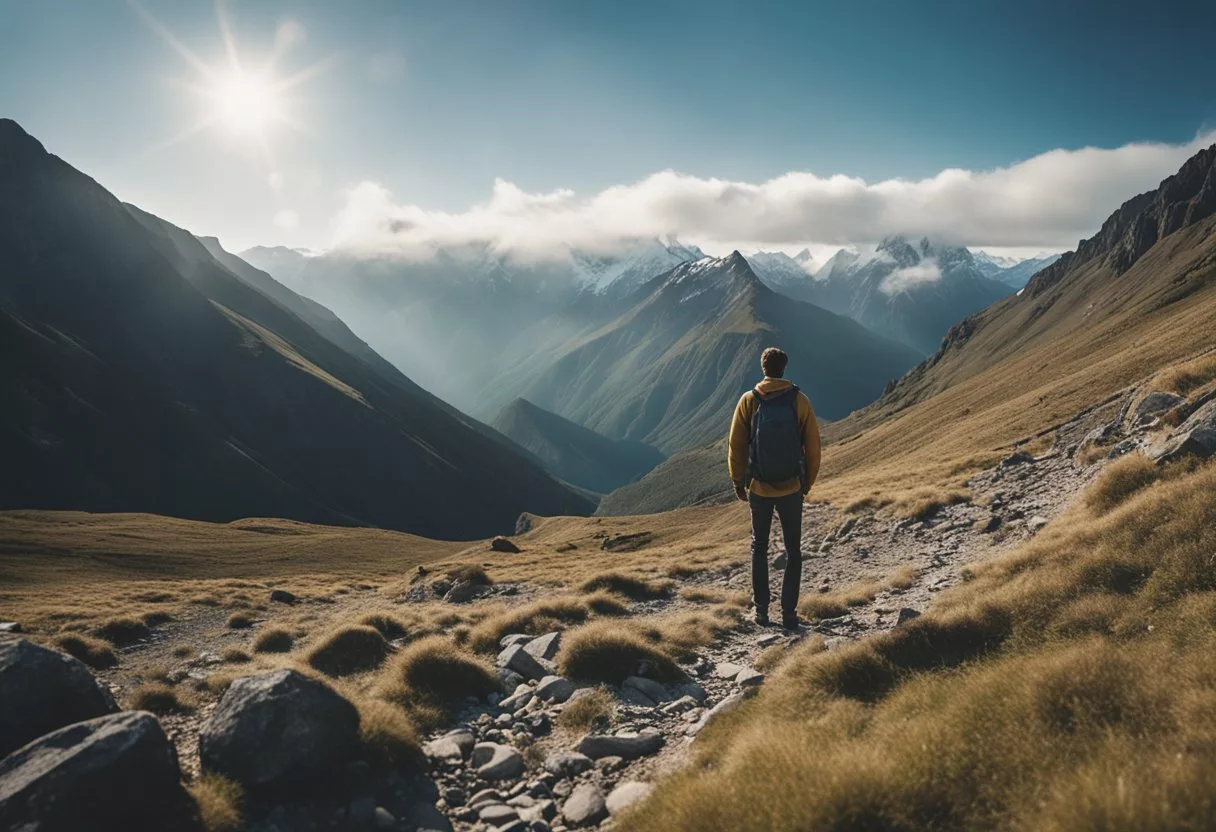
left=761, top=347, right=788, bottom=379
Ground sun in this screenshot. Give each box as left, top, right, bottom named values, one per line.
left=211, top=69, right=279, bottom=136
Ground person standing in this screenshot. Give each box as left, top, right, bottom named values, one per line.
left=727, top=347, right=822, bottom=629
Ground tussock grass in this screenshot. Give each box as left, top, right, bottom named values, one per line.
left=896, top=487, right=971, bottom=521
left=557, top=622, right=680, bottom=684
left=220, top=647, right=252, bottom=664
left=355, top=699, right=423, bottom=770
left=679, top=587, right=749, bottom=606
left=886, top=564, right=918, bottom=591
left=557, top=687, right=617, bottom=734
left=646, top=608, right=741, bottom=660
left=376, top=637, right=497, bottom=729
left=189, top=773, right=244, bottom=832
left=582, top=591, right=630, bottom=616
left=579, top=572, right=672, bottom=600
left=446, top=564, right=492, bottom=586
left=140, top=610, right=173, bottom=626
left=252, top=627, right=293, bottom=653
left=1154, top=352, right=1216, bottom=396
left=127, top=682, right=194, bottom=714
left=226, top=612, right=254, bottom=630
left=466, top=597, right=589, bottom=652
left=621, top=459, right=1216, bottom=832
left=54, top=633, right=117, bottom=669
left=94, top=616, right=151, bottom=645
left=357, top=612, right=409, bottom=640
left=306, top=625, right=391, bottom=677
left=171, top=644, right=194, bottom=659
left=1084, top=452, right=1165, bottom=515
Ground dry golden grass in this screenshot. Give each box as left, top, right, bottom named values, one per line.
left=1083, top=452, right=1188, bottom=515
left=53, top=633, right=117, bottom=669
left=305, top=625, right=391, bottom=677
left=644, top=607, right=741, bottom=661
left=220, top=647, right=252, bottom=664
left=189, top=773, right=243, bottom=832
left=557, top=621, right=680, bottom=684
left=620, top=458, right=1216, bottom=832
left=355, top=699, right=423, bottom=770
left=252, top=627, right=293, bottom=653
left=225, top=612, right=254, bottom=630
left=126, top=682, right=194, bottom=714
left=446, top=564, right=492, bottom=585
left=357, top=612, right=409, bottom=641
left=887, top=564, right=919, bottom=591
left=466, top=597, right=590, bottom=652
left=1153, top=352, right=1216, bottom=395
left=579, top=572, right=673, bottom=600
left=557, top=687, right=617, bottom=734
left=94, top=616, right=151, bottom=646
left=678, top=586, right=749, bottom=606
left=375, top=637, right=497, bottom=730
left=581, top=591, right=630, bottom=616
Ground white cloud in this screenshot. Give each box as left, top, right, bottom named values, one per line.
left=329, top=132, right=1216, bottom=260
left=273, top=209, right=299, bottom=229
left=880, top=260, right=943, bottom=295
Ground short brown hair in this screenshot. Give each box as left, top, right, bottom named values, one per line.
left=761, top=347, right=788, bottom=378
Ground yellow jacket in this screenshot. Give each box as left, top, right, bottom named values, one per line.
left=728, top=377, right=822, bottom=498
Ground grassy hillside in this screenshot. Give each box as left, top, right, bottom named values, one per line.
left=492, top=398, right=665, bottom=494
left=0, top=119, right=592, bottom=538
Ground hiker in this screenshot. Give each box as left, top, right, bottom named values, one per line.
left=728, top=347, right=822, bottom=629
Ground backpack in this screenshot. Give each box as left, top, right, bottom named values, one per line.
left=748, top=385, right=803, bottom=484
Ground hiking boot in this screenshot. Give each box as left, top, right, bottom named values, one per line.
left=782, top=613, right=802, bottom=631
left=754, top=608, right=771, bottom=627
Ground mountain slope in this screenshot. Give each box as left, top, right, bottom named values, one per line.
left=491, top=398, right=664, bottom=494
left=518, top=253, right=922, bottom=453
left=0, top=119, right=592, bottom=538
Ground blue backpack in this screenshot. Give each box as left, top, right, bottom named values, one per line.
left=748, top=385, right=803, bottom=484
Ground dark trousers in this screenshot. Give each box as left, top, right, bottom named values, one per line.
left=749, top=490, right=804, bottom=616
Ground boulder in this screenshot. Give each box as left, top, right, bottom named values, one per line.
left=575, top=732, right=663, bottom=760
left=544, top=751, right=594, bottom=778
left=515, top=513, right=535, bottom=535
left=1149, top=402, right=1216, bottom=464
left=524, top=632, right=562, bottom=662
left=198, top=669, right=360, bottom=790
left=491, top=536, right=521, bottom=553
left=444, top=580, right=482, bottom=604
left=1028, top=516, right=1049, bottom=533
left=0, top=711, right=203, bottom=832
left=714, top=662, right=745, bottom=680
left=675, top=682, right=709, bottom=703
left=0, top=638, right=118, bottom=759
left=472, top=742, right=525, bottom=780
left=1132, top=391, right=1186, bottom=426
left=0, top=622, right=21, bottom=633
left=500, top=633, right=534, bottom=649
left=535, top=675, right=575, bottom=703
left=562, top=783, right=608, bottom=827
left=268, top=589, right=296, bottom=604
left=497, top=643, right=548, bottom=681
left=735, top=668, right=765, bottom=687
left=687, top=692, right=747, bottom=737
left=606, top=781, right=653, bottom=815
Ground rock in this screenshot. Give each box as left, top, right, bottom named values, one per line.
left=500, top=668, right=527, bottom=693
left=771, top=553, right=787, bottom=570
left=1028, top=516, right=1049, bottom=533
left=535, top=675, right=575, bottom=703
left=1149, top=401, right=1216, bottom=464
left=501, top=633, right=534, bottom=649
left=524, top=632, right=562, bottom=662
left=714, top=662, right=744, bottom=680
left=349, top=795, right=377, bottom=827
left=520, top=799, right=558, bottom=823
left=472, top=742, right=525, bottom=780
left=595, top=755, right=625, bottom=772
left=600, top=532, right=653, bottom=552
left=492, top=536, right=521, bottom=553
left=575, top=732, right=663, bottom=760
left=617, top=685, right=657, bottom=707
left=0, top=622, right=21, bottom=633
left=675, top=682, right=709, bottom=703
left=469, top=788, right=506, bottom=809
left=659, top=695, right=699, bottom=715
left=544, top=751, right=593, bottom=778
left=562, top=783, right=608, bottom=827
left=735, top=668, right=765, bottom=687
left=374, top=806, right=397, bottom=829
left=269, top=589, right=296, bottom=604
left=1000, top=450, right=1035, bottom=468
left=480, top=803, right=520, bottom=825
left=756, top=632, right=782, bottom=647
left=516, top=513, right=535, bottom=535
left=401, top=801, right=453, bottom=832
left=0, top=638, right=118, bottom=759
left=498, top=643, right=548, bottom=681
left=687, top=692, right=747, bottom=737
left=0, top=711, right=203, bottom=831
left=528, top=712, right=552, bottom=736
left=426, top=729, right=475, bottom=763
left=979, top=514, right=1002, bottom=533
left=444, top=580, right=483, bottom=604
left=1133, top=391, right=1186, bottom=426
left=606, top=781, right=653, bottom=815
left=624, top=675, right=672, bottom=703
left=896, top=608, right=921, bottom=625
left=198, top=668, right=360, bottom=790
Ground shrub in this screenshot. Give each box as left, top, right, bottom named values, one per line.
left=54, top=633, right=118, bottom=669
left=557, top=687, right=617, bottom=734
left=252, top=627, right=294, bottom=653
left=580, top=572, right=672, bottom=601
left=1085, top=453, right=1161, bottom=515
left=127, top=682, right=193, bottom=714
left=226, top=612, right=255, bottom=630
left=189, top=773, right=243, bottom=832
left=358, top=612, right=409, bottom=640
left=306, top=626, right=391, bottom=677
left=557, top=622, right=680, bottom=684
left=94, top=617, right=151, bottom=646
left=376, top=637, right=498, bottom=726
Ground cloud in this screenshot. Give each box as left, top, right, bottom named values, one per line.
left=880, top=260, right=943, bottom=295
left=273, top=209, right=299, bottom=229
left=329, top=132, right=1216, bottom=260
left=275, top=19, right=307, bottom=50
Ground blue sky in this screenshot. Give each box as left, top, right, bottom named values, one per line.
left=2, top=0, right=1214, bottom=255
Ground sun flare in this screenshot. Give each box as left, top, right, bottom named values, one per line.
left=211, top=69, right=278, bottom=136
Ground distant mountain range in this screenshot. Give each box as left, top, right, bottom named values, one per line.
left=491, top=398, right=664, bottom=494
left=0, top=119, right=591, bottom=538
left=971, top=250, right=1063, bottom=288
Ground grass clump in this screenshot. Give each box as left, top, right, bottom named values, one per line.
left=127, top=682, right=194, bottom=714
left=446, top=564, right=492, bottom=586
left=557, top=687, right=617, bottom=734
left=94, top=616, right=151, bottom=646
left=356, top=699, right=423, bottom=770
left=306, top=625, right=391, bottom=677
left=579, top=572, right=672, bottom=601
left=466, top=597, right=589, bottom=652
left=220, top=647, right=252, bottom=664
left=557, top=621, right=680, bottom=684
left=648, top=608, right=740, bottom=660
left=376, top=637, right=497, bottom=729
left=189, top=773, right=243, bottom=832
left=1085, top=452, right=1162, bottom=515
left=1155, top=353, right=1216, bottom=395
left=582, top=591, right=630, bottom=616
left=358, top=612, right=409, bottom=640
left=54, top=633, right=118, bottom=669
left=226, top=612, right=254, bottom=630
left=252, top=627, right=294, bottom=653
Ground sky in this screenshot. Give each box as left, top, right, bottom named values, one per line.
left=3, top=0, right=1215, bottom=259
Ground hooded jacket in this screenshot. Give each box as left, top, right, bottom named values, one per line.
left=727, top=377, right=822, bottom=498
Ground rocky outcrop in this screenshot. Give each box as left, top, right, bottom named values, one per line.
left=198, top=669, right=360, bottom=790
left=0, top=638, right=118, bottom=758
left=1149, top=401, right=1216, bottom=464
left=0, top=711, right=203, bottom=832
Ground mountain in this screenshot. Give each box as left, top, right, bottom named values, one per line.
left=971, top=250, right=1064, bottom=288
left=745, top=250, right=817, bottom=297
left=515, top=252, right=923, bottom=452
left=0, top=119, right=592, bottom=539
left=784, top=237, right=1013, bottom=353
left=491, top=398, right=664, bottom=494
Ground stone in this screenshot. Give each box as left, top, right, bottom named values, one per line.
left=687, top=692, right=746, bottom=737
left=444, top=580, right=483, bottom=604
left=520, top=799, right=558, bottom=823
left=575, top=732, right=663, bottom=760
left=535, top=675, right=575, bottom=703
left=198, top=668, right=360, bottom=790
left=528, top=712, right=552, bottom=736
left=1000, top=450, right=1035, bottom=468
left=0, top=711, right=203, bottom=831
left=443, top=786, right=467, bottom=806
left=0, top=638, right=118, bottom=759
left=624, top=675, right=672, bottom=703
left=524, top=632, right=562, bottom=662
left=480, top=803, right=519, bottom=825
left=675, top=682, right=709, bottom=703
left=374, top=807, right=397, bottom=829
left=735, top=668, right=765, bottom=687
left=617, top=685, right=657, bottom=707
left=979, top=514, right=1002, bottom=533
left=544, top=751, right=594, bottom=778
left=472, top=742, right=526, bottom=780
left=501, top=633, right=534, bottom=649
left=606, top=781, right=653, bottom=815
left=425, top=729, right=475, bottom=762
left=1149, top=402, right=1216, bottom=464
left=469, top=788, right=506, bottom=809
left=492, top=536, right=522, bottom=553
left=516, top=513, right=535, bottom=535
left=562, top=783, right=608, bottom=827
left=269, top=589, right=296, bottom=604
left=401, top=801, right=453, bottom=832
left=0, top=622, right=21, bottom=633
left=896, top=608, right=921, bottom=625
left=500, top=668, right=527, bottom=693
left=756, top=632, right=782, bottom=647
left=771, top=553, right=787, bottom=570
left=1133, top=391, right=1186, bottom=426
left=498, top=643, right=548, bottom=681
left=714, top=662, right=744, bottom=680
left=501, top=687, right=535, bottom=712
left=1028, top=516, right=1049, bottom=533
